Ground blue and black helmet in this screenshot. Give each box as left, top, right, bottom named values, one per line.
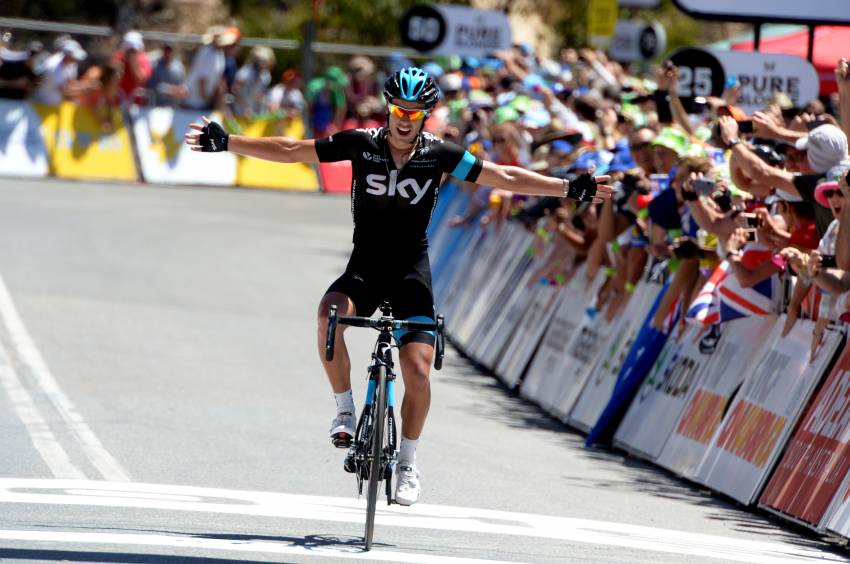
left=383, top=67, right=440, bottom=108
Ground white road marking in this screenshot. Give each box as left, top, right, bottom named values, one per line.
left=0, top=345, right=84, bottom=479
left=0, top=274, right=130, bottom=482
left=0, top=478, right=844, bottom=564
left=0, top=530, right=521, bottom=564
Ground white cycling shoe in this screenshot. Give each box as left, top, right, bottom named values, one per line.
left=329, top=412, right=356, bottom=448
left=394, top=464, right=421, bottom=506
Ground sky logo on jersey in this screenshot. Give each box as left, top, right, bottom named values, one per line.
left=366, top=171, right=432, bottom=204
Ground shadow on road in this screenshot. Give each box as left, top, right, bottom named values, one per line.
left=0, top=533, right=376, bottom=563
left=438, top=346, right=850, bottom=559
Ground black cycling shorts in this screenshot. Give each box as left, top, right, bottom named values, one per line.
left=326, top=247, right=436, bottom=347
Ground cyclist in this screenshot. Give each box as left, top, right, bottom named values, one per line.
left=184, top=66, right=612, bottom=506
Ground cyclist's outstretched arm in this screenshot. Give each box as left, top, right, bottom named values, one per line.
left=184, top=116, right=319, bottom=163
left=475, top=160, right=613, bottom=204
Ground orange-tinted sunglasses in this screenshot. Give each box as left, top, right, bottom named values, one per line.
left=388, top=103, right=428, bottom=121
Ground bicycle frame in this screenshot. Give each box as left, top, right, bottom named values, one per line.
left=325, top=300, right=444, bottom=550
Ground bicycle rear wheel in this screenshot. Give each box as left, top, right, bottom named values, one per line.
left=364, top=364, right=386, bottom=551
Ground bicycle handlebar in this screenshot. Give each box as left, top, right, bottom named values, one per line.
left=325, top=306, right=446, bottom=370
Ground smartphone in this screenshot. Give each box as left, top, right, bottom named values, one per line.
left=821, top=255, right=838, bottom=268
left=739, top=213, right=759, bottom=228
left=744, top=229, right=758, bottom=243
left=738, top=120, right=754, bottom=134
left=807, top=119, right=830, bottom=131
left=693, top=178, right=716, bottom=195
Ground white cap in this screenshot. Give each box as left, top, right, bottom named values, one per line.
left=439, top=73, right=462, bottom=92
left=121, top=31, right=144, bottom=51
left=795, top=124, right=849, bottom=174
left=60, top=39, right=87, bottom=61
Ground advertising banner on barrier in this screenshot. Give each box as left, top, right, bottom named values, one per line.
left=131, top=107, right=236, bottom=186
left=36, top=102, right=136, bottom=181
left=760, top=338, right=850, bottom=528
left=567, top=283, right=660, bottom=432
left=476, top=249, right=548, bottom=370
left=235, top=116, right=319, bottom=191
left=656, top=315, right=777, bottom=478
left=613, top=324, right=709, bottom=461
left=0, top=100, right=48, bottom=178
left=521, top=265, right=595, bottom=410
left=697, top=319, right=842, bottom=505
left=454, top=224, right=533, bottom=346
left=497, top=283, right=562, bottom=388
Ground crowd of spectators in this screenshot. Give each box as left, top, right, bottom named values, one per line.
left=423, top=46, right=849, bottom=355
left=2, top=25, right=850, bottom=351
left=0, top=27, right=308, bottom=127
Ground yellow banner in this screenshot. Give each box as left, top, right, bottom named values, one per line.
left=234, top=116, right=319, bottom=192
left=34, top=102, right=137, bottom=181
left=588, top=0, right=618, bottom=47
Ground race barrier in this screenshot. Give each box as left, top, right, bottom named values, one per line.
left=428, top=189, right=850, bottom=542
left=132, top=107, right=237, bottom=186
left=0, top=100, right=322, bottom=192
left=35, top=101, right=137, bottom=181
left=0, top=99, right=48, bottom=178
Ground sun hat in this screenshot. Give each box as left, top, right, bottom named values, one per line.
left=651, top=127, right=689, bottom=157
left=795, top=125, right=848, bottom=174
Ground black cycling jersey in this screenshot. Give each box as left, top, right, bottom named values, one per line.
left=315, top=127, right=483, bottom=250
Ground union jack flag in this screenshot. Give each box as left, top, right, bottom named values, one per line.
left=687, top=245, right=775, bottom=325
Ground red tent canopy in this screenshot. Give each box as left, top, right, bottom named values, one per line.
left=732, top=26, right=849, bottom=96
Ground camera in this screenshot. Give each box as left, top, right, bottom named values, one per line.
left=693, top=178, right=716, bottom=195
left=821, top=255, right=838, bottom=268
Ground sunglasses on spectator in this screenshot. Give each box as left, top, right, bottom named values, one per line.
left=493, top=137, right=508, bottom=144
left=631, top=142, right=651, bottom=151
left=388, top=103, right=428, bottom=121
left=823, top=189, right=845, bottom=199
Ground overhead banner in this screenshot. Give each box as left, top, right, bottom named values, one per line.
left=672, top=0, right=850, bottom=25
left=400, top=5, right=512, bottom=57
left=131, top=107, right=236, bottom=186
left=760, top=341, right=850, bottom=528
left=35, top=102, right=136, bottom=182
left=656, top=315, right=777, bottom=479
left=0, top=100, right=48, bottom=178
left=697, top=320, right=842, bottom=505
left=235, top=116, right=319, bottom=191
left=668, top=48, right=819, bottom=114
left=613, top=324, right=709, bottom=461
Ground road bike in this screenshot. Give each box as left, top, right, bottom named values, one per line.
left=325, top=300, right=445, bottom=551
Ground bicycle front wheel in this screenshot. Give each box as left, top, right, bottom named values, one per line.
left=364, top=364, right=386, bottom=551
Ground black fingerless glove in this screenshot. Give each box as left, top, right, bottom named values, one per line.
left=200, top=120, right=229, bottom=152
left=567, top=173, right=597, bottom=203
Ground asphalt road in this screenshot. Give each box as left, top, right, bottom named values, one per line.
left=0, top=177, right=847, bottom=563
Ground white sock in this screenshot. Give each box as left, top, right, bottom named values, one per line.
left=334, top=390, right=355, bottom=416
left=399, top=437, right=418, bottom=467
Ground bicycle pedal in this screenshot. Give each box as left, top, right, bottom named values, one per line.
left=343, top=454, right=356, bottom=474
left=332, top=433, right=352, bottom=449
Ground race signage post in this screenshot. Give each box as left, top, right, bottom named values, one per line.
left=609, top=21, right=666, bottom=63
left=668, top=47, right=819, bottom=114
left=587, top=0, right=619, bottom=49
left=400, top=5, right=512, bottom=58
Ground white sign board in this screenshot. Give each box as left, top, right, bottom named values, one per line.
left=400, top=5, right=512, bottom=58
left=673, top=0, right=850, bottom=25
left=131, top=107, right=236, bottom=186
left=696, top=320, right=841, bottom=505
left=613, top=324, right=709, bottom=461
left=609, top=21, right=666, bottom=62
left=656, top=316, right=776, bottom=479
left=713, top=51, right=819, bottom=114
left=0, top=100, right=48, bottom=178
